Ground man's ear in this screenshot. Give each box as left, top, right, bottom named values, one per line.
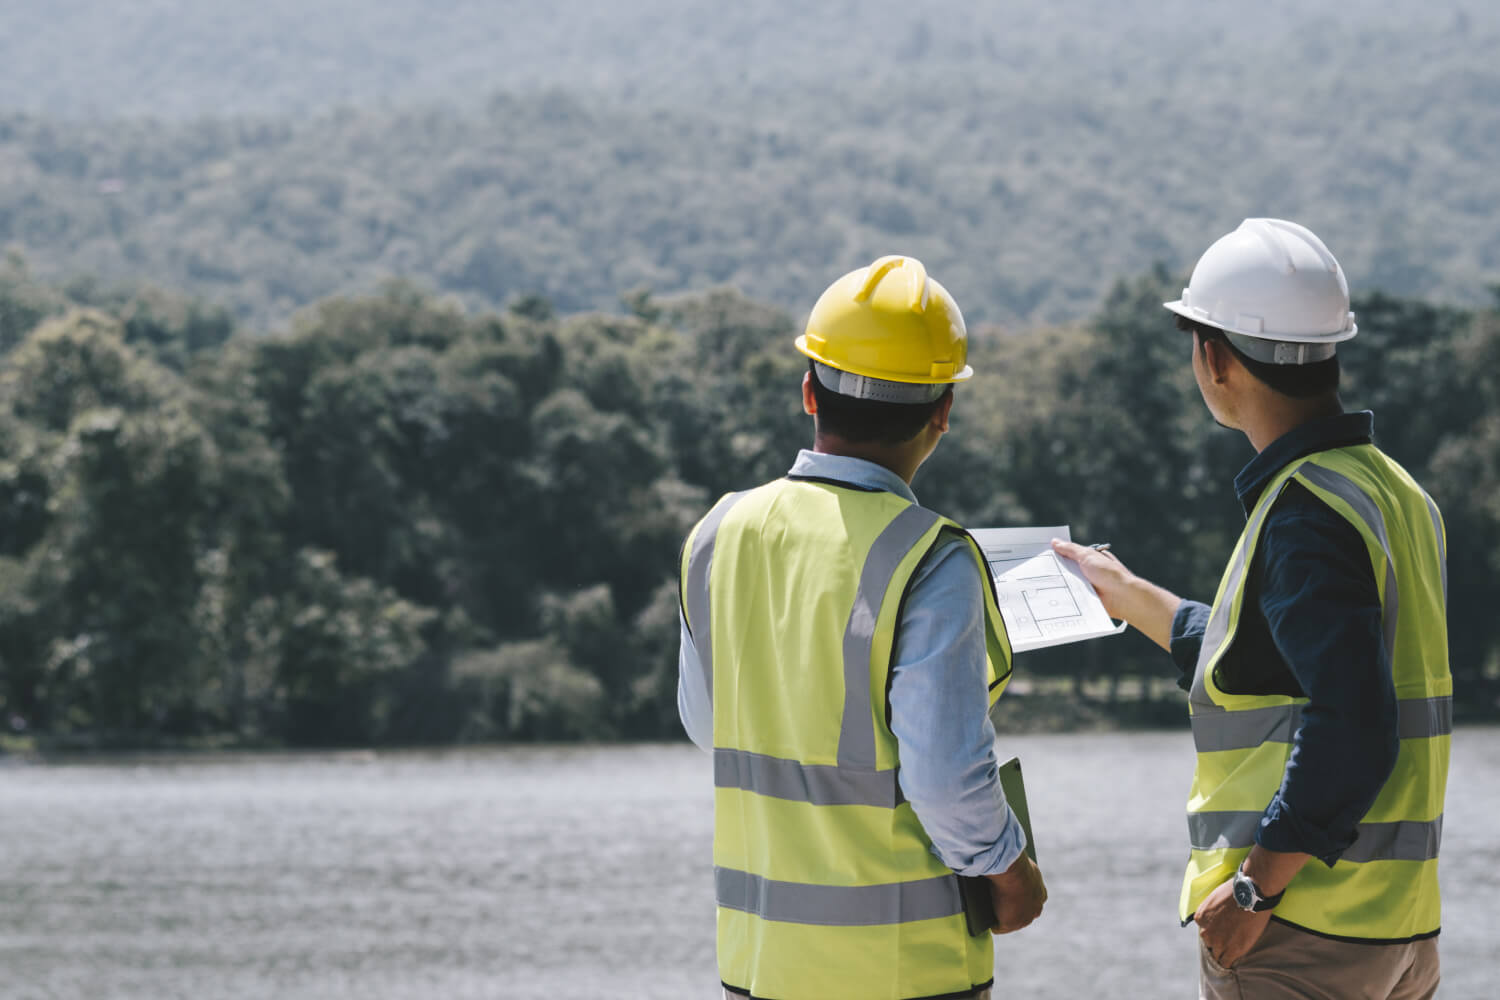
left=802, top=370, right=818, bottom=416
left=1201, top=337, right=1236, bottom=385
left=932, top=391, right=954, bottom=433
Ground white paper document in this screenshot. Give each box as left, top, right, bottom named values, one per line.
left=968, top=525, right=1128, bottom=653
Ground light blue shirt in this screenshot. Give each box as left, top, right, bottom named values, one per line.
left=678, top=449, right=1026, bottom=876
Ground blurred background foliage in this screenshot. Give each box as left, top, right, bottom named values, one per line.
left=1, top=0, right=1498, bottom=745
left=0, top=256, right=1496, bottom=747
left=1, top=1, right=1498, bottom=329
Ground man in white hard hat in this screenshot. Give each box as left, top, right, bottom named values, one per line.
left=678, top=255, right=1046, bottom=1000
left=1055, top=219, right=1449, bottom=998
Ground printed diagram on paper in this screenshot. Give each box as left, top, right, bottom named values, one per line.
left=968, top=526, right=1127, bottom=653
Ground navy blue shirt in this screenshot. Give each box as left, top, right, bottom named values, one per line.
left=1170, top=411, right=1400, bottom=865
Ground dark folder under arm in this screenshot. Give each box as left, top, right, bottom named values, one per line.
left=958, top=755, right=1038, bottom=936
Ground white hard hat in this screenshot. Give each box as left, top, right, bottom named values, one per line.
left=1164, top=218, right=1356, bottom=365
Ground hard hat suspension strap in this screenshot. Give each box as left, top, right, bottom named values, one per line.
left=1224, top=331, right=1338, bottom=366
left=812, top=362, right=950, bottom=404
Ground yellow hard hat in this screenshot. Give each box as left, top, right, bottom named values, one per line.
left=796, top=256, right=973, bottom=400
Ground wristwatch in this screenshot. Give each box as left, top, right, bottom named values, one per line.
left=1231, top=869, right=1284, bottom=913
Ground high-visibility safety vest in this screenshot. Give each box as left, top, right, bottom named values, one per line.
left=680, top=476, right=1013, bottom=1000
left=1181, top=445, right=1451, bottom=942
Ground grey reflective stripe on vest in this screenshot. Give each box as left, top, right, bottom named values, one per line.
left=1340, top=814, right=1443, bottom=864
left=1190, top=702, right=1301, bottom=752
left=1188, top=812, right=1442, bottom=863
left=1295, top=463, right=1402, bottom=658
left=715, top=866, right=961, bottom=926
left=1186, top=810, right=1262, bottom=851
left=714, top=747, right=903, bottom=808
left=1190, top=695, right=1453, bottom=753
left=1190, top=483, right=1283, bottom=712
left=684, top=491, right=752, bottom=703
left=1399, top=695, right=1453, bottom=740
left=838, top=504, right=942, bottom=769
left=1423, top=490, right=1447, bottom=605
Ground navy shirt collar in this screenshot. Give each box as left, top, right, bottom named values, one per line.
left=1234, top=410, right=1375, bottom=512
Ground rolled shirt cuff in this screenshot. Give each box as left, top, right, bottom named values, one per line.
left=944, top=802, right=1028, bottom=878
left=1256, top=794, right=1358, bottom=867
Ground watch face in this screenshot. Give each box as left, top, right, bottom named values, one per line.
left=1232, top=876, right=1255, bottom=909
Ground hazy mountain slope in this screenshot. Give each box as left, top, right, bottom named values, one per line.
left=1, top=0, right=1496, bottom=326
left=3, top=1, right=1493, bottom=120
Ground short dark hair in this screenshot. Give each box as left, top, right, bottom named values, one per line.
left=808, top=361, right=953, bottom=445
left=1176, top=315, right=1340, bottom=399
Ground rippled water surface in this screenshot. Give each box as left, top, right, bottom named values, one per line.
left=2, top=729, right=1496, bottom=999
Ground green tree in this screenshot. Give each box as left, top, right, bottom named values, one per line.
left=0, top=312, right=219, bottom=738
left=0, top=252, right=66, bottom=356
left=268, top=549, right=434, bottom=746
left=1428, top=298, right=1500, bottom=716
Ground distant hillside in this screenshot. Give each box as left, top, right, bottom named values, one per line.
left=3, top=0, right=1495, bottom=120
left=1, top=0, right=1497, bottom=326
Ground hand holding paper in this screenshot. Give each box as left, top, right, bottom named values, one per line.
left=1048, top=538, right=1135, bottom=620
left=969, top=526, right=1126, bottom=653
left=1049, top=537, right=1182, bottom=651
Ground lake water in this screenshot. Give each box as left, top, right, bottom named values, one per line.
left=2, top=729, right=1496, bottom=999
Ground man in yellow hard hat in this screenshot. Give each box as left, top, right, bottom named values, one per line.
left=1055, top=219, right=1449, bottom=999
left=677, top=255, right=1046, bottom=1000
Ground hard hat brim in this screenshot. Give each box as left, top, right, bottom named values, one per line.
left=1162, top=299, right=1358, bottom=344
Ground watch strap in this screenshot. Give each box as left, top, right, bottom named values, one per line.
left=1250, top=885, right=1284, bottom=912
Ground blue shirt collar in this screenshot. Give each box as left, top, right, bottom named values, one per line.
left=1234, top=410, right=1375, bottom=512
left=787, top=449, right=918, bottom=504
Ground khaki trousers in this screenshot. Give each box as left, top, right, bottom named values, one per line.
left=1199, top=919, right=1439, bottom=1000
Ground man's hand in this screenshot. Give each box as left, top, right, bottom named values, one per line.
left=1194, top=875, right=1272, bottom=968
left=1048, top=539, right=1136, bottom=620
left=984, top=851, right=1047, bottom=934
left=1196, top=847, right=1309, bottom=967
left=1050, top=538, right=1181, bottom=651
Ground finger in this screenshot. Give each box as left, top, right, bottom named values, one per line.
left=1050, top=538, right=1089, bottom=561
left=1018, top=907, right=1041, bottom=932
left=995, top=900, right=1043, bottom=935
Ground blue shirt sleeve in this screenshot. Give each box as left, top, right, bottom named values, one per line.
left=887, top=534, right=1026, bottom=877
left=1254, top=491, right=1400, bottom=865
left=677, top=613, right=712, bottom=751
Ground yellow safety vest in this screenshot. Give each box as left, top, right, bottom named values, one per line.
left=1180, top=445, right=1450, bottom=942
left=680, top=476, right=1012, bottom=1000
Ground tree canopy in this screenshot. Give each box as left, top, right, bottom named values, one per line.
left=1, top=259, right=1495, bottom=747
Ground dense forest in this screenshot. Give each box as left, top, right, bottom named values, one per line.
left=3, top=1, right=1499, bottom=328
left=1, top=256, right=1496, bottom=748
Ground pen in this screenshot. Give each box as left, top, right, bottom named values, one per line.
left=1090, top=543, right=1112, bottom=552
